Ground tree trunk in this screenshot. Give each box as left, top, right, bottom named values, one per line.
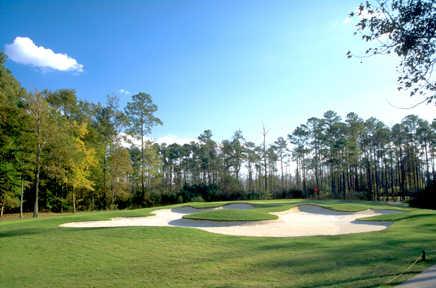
left=342, top=172, right=347, bottom=200
left=262, top=126, right=268, bottom=194
left=424, top=140, right=430, bottom=184
left=354, top=166, right=359, bottom=192
left=330, top=164, right=335, bottom=198
left=367, top=156, right=373, bottom=200
left=72, top=189, right=76, bottom=213
left=20, top=177, right=24, bottom=219
left=110, top=142, right=115, bottom=209
left=280, top=157, right=284, bottom=190
left=33, top=130, right=41, bottom=219
left=103, top=145, right=107, bottom=208
left=248, top=162, right=253, bottom=192
left=390, top=163, right=394, bottom=201
left=302, top=164, right=307, bottom=198
left=400, top=160, right=406, bottom=200
left=141, top=124, right=145, bottom=202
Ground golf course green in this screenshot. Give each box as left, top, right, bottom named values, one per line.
left=1, top=199, right=435, bottom=287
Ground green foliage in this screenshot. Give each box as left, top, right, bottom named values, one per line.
left=0, top=53, right=31, bottom=214
left=125, top=92, right=162, bottom=138
left=348, top=0, right=435, bottom=102
left=409, top=180, right=436, bottom=209
left=125, top=92, right=162, bottom=205
left=108, top=145, right=133, bottom=206
left=0, top=50, right=435, bottom=215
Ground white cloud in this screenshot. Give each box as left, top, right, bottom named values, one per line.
left=152, top=135, right=196, bottom=145
left=117, top=89, right=131, bottom=96
left=343, top=16, right=352, bottom=25
left=4, top=36, right=84, bottom=72
left=119, top=132, right=196, bottom=148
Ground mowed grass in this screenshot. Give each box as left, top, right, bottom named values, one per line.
left=0, top=199, right=435, bottom=288
left=183, top=199, right=407, bottom=221
left=183, top=208, right=278, bottom=221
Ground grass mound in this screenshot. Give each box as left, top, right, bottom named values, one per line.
left=182, top=209, right=277, bottom=221
left=182, top=200, right=408, bottom=222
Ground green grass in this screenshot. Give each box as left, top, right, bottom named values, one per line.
left=185, top=199, right=302, bottom=210
left=182, top=199, right=408, bottom=222
left=0, top=199, right=435, bottom=288
left=183, top=208, right=278, bottom=221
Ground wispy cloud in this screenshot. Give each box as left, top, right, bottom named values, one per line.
left=152, top=135, right=196, bottom=145
left=117, top=89, right=131, bottom=96
left=343, top=16, right=352, bottom=25
left=4, top=36, right=84, bottom=72
left=119, top=133, right=196, bottom=148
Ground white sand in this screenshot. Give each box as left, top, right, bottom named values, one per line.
left=60, top=204, right=398, bottom=237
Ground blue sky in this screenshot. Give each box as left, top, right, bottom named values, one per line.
left=1, top=0, right=434, bottom=144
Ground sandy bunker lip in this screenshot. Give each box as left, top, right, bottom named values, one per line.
left=59, top=204, right=399, bottom=237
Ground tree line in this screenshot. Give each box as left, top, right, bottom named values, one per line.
left=1, top=53, right=435, bottom=217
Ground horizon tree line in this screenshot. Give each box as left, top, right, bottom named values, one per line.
left=1, top=52, right=435, bottom=217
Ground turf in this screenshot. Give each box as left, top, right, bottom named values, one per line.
left=183, top=208, right=278, bottom=221
left=0, top=199, right=435, bottom=288
left=183, top=199, right=407, bottom=222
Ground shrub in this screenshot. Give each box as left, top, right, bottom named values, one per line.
left=409, top=180, right=436, bottom=209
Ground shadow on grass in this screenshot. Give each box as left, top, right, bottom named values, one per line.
left=384, top=213, right=436, bottom=222
left=0, top=227, right=48, bottom=238
left=169, top=218, right=248, bottom=227
left=0, top=223, right=147, bottom=238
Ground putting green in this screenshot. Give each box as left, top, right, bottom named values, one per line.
left=183, top=208, right=278, bottom=221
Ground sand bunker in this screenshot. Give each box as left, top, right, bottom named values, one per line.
left=60, top=204, right=398, bottom=237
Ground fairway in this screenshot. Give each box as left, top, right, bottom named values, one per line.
left=1, top=199, right=435, bottom=288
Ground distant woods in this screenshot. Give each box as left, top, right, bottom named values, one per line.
left=0, top=53, right=435, bottom=217
left=156, top=111, right=436, bottom=208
